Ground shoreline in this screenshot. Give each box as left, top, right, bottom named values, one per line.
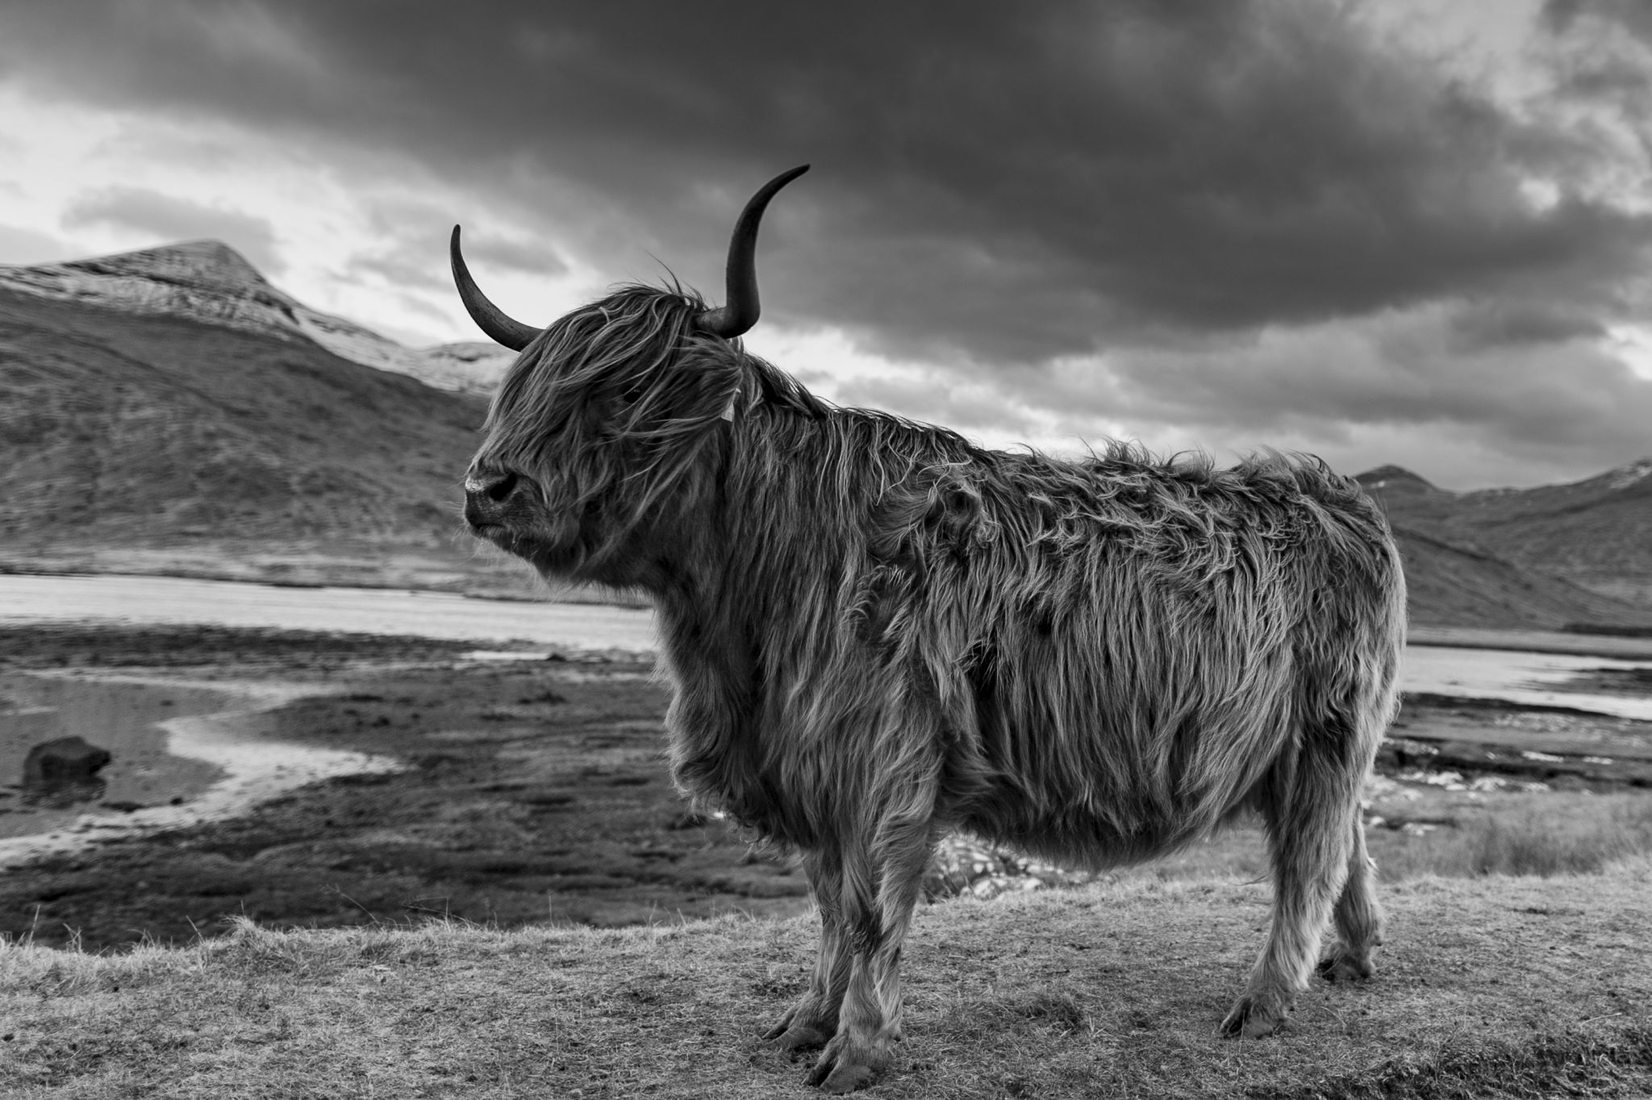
left=0, top=622, right=1647, bottom=950
left=9, top=568, right=1652, bottom=654
left=0, top=671, right=400, bottom=869
left=0, top=560, right=650, bottom=609
left=0, top=572, right=658, bottom=654
left=4, top=660, right=1642, bottom=864
left=1406, top=624, right=1652, bottom=660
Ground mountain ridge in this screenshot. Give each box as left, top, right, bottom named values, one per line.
left=0, top=280, right=534, bottom=596
left=3, top=239, right=1648, bottom=626
left=1358, top=458, right=1652, bottom=617
left=0, top=240, right=512, bottom=396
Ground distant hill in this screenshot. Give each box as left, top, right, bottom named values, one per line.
left=1441, top=461, right=1652, bottom=606
left=1358, top=465, right=1652, bottom=629
left=2, top=239, right=1646, bottom=626
left=0, top=265, right=531, bottom=595
left=0, top=241, right=512, bottom=396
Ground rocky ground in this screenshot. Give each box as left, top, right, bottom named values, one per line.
left=0, top=622, right=1648, bottom=951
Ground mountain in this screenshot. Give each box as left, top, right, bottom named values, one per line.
left=1434, top=460, right=1652, bottom=606
left=2, top=239, right=1646, bottom=624
left=0, top=244, right=531, bottom=594
left=1359, top=465, right=1652, bottom=629
left=0, top=241, right=512, bottom=396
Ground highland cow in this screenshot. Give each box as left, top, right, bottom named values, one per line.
left=455, top=166, right=1406, bottom=1093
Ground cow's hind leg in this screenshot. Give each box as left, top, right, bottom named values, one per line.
left=765, top=847, right=852, bottom=1051
left=1317, top=816, right=1383, bottom=982
left=1221, top=734, right=1364, bottom=1039
left=806, top=811, right=936, bottom=1093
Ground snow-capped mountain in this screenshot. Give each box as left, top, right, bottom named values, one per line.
left=409, top=341, right=522, bottom=396
left=1601, top=458, right=1652, bottom=493
left=0, top=240, right=513, bottom=395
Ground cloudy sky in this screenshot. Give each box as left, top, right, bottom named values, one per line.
left=2, top=0, right=1649, bottom=489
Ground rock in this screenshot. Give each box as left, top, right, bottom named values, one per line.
left=21, top=736, right=113, bottom=806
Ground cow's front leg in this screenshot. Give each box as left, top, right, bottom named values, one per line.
left=806, top=813, right=935, bottom=1093
left=765, top=847, right=851, bottom=1051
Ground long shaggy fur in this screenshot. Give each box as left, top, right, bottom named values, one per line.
left=469, top=283, right=1407, bottom=1091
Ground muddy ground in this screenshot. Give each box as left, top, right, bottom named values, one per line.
left=0, top=625, right=809, bottom=950
left=0, top=623, right=1648, bottom=952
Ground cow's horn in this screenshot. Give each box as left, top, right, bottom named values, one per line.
left=696, top=164, right=810, bottom=339
left=450, top=226, right=542, bottom=351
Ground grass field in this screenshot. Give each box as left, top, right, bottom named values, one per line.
left=2, top=870, right=1648, bottom=1099
left=1093, top=790, right=1652, bottom=889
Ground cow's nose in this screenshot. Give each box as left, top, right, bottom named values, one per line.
left=464, top=470, right=521, bottom=526
left=467, top=470, right=519, bottom=503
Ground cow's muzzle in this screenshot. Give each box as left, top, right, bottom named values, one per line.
left=463, top=469, right=522, bottom=530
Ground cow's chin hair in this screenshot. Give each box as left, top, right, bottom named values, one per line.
left=475, top=514, right=584, bottom=575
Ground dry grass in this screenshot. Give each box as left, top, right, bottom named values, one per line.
left=1064, top=791, right=1652, bottom=895
left=3, top=870, right=1648, bottom=1099
left=1377, top=795, right=1652, bottom=880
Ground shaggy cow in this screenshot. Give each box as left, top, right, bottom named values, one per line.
left=456, top=166, right=1406, bottom=1092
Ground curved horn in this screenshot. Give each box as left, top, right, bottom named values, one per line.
left=696, top=164, right=810, bottom=339
left=450, top=225, right=542, bottom=351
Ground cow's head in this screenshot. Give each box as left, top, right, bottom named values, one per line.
left=455, top=166, right=808, bottom=585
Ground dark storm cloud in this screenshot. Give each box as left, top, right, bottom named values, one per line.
left=5, top=0, right=1649, bottom=366
left=60, top=187, right=283, bottom=274
left=1538, top=0, right=1652, bottom=127
left=1543, top=0, right=1652, bottom=44
left=830, top=298, right=1652, bottom=489
left=1446, top=299, right=1608, bottom=351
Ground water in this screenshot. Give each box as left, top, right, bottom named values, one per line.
left=0, top=573, right=657, bottom=651
left=1401, top=645, right=1652, bottom=722
left=5, top=573, right=1652, bottom=714
left=0, top=572, right=656, bottom=860
left=0, top=672, right=398, bottom=867
left=0, top=675, right=227, bottom=829
left=0, top=572, right=1648, bottom=858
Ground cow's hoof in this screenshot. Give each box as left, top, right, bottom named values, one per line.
left=807, top=1034, right=886, bottom=1093
left=1316, top=947, right=1375, bottom=983
left=765, top=1020, right=831, bottom=1053
left=763, top=1001, right=835, bottom=1052
left=1218, top=993, right=1289, bottom=1039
